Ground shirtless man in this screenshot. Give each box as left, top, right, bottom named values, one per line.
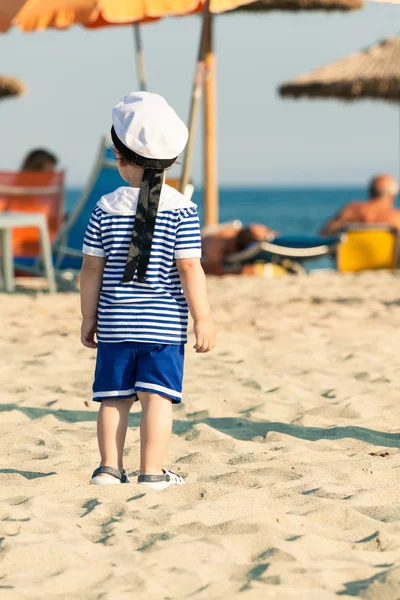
left=202, top=223, right=275, bottom=275
left=320, top=174, right=400, bottom=236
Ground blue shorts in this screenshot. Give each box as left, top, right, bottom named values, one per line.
left=93, top=342, right=185, bottom=404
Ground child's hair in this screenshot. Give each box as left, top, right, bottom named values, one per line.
left=112, top=144, right=176, bottom=171
left=111, top=144, right=141, bottom=169
left=21, top=149, right=58, bottom=171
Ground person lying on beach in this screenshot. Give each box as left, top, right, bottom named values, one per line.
left=80, top=92, right=216, bottom=490
left=320, top=174, right=400, bottom=236
left=201, top=223, right=277, bottom=275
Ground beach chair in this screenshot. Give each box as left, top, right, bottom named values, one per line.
left=0, top=170, right=64, bottom=260
left=225, top=228, right=340, bottom=275
left=336, top=224, right=398, bottom=272
left=12, top=137, right=194, bottom=278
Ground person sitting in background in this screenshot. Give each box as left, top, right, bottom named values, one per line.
left=202, top=223, right=276, bottom=275
left=320, top=174, right=400, bottom=236
left=21, top=148, right=58, bottom=172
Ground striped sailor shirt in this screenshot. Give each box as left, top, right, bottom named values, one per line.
left=82, top=185, right=202, bottom=345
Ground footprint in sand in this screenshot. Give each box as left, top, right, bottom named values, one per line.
left=181, top=520, right=258, bottom=537
left=0, top=469, right=56, bottom=480
left=301, top=487, right=353, bottom=501
left=241, top=379, right=262, bottom=391
left=201, top=471, right=260, bottom=489
left=176, top=452, right=209, bottom=465
left=356, top=505, right=400, bottom=525
left=137, top=532, right=174, bottom=552
left=31, top=453, right=49, bottom=461
left=355, top=530, right=383, bottom=551
left=80, top=499, right=101, bottom=518
left=240, top=547, right=296, bottom=591
left=338, top=568, right=400, bottom=598
left=5, top=496, right=31, bottom=507
left=227, top=452, right=271, bottom=466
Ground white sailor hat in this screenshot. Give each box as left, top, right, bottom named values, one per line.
left=112, top=91, right=188, bottom=162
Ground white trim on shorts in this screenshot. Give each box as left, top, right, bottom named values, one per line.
left=93, top=387, right=136, bottom=400
left=135, top=381, right=182, bottom=400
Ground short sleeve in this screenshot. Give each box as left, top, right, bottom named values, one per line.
left=174, top=207, right=202, bottom=259
left=82, top=207, right=106, bottom=257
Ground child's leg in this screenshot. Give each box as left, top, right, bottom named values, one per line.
left=96, top=397, right=136, bottom=477
left=138, top=392, right=172, bottom=475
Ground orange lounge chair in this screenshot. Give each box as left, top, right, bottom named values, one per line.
left=0, top=170, right=64, bottom=259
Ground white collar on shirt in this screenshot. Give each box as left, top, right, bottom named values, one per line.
left=97, top=184, right=196, bottom=216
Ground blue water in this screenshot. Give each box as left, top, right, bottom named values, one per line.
left=66, top=186, right=370, bottom=235
left=65, top=186, right=373, bottom=270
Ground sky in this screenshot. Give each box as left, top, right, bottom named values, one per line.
left=0, top=3, right=398, bottom=187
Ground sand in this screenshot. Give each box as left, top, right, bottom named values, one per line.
left=1, top=271, right=400, bottom=599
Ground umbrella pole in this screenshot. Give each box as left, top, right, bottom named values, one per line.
left=133, top=24, right=147, bottom=91
left=180, top=0, right=211, bottom=196
left=204, top=14, right=218, bottom=226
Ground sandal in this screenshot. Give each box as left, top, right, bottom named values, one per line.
left=138, top=468, right=185, bottom=490
left=90, top=466, right=130, bottom=485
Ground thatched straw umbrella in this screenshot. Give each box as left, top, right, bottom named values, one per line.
left=0, top=75, right=25, bottom=100
left=279, top=36, right=400, bottom=101
left=278, top=36, right=400, bottom=178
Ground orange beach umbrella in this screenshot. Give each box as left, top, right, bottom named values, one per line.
left=0, top=0, right=254, bottom=32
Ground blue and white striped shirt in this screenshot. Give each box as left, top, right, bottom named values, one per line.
left=82, top=185, right=202, bottom=345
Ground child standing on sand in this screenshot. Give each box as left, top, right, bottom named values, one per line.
left=80, top=92, right=216, bottom=489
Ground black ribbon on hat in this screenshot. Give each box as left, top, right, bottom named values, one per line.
left=111, top=126, right=177, bottom=283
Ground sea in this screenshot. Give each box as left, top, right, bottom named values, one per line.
left=65, top=186, right=378, bottom=271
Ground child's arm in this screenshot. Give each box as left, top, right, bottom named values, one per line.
left=176, top=257, right=216, bottom=353
left=80, top=254, right=106, bottom=348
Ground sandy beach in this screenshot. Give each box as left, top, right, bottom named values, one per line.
left=1, top=271, right=400, bottom=599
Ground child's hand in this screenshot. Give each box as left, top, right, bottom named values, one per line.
left=81, top=318, right=98, bottom=349
left=193, top=318, right=216, bottom=353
